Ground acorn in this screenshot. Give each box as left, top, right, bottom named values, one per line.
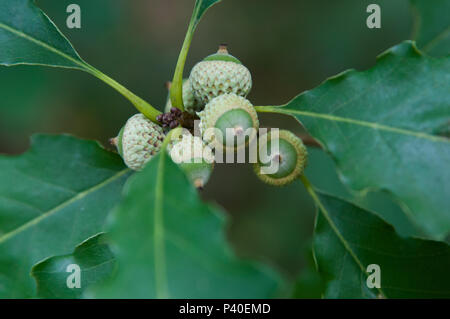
left=197, top=93, right=259, bottom=151
left=189, top=44, right=252, bottom=104
left=164, top=79, right=203, bottom=115
left=112, top=114, right=165, bottom=171
left=167, top=133, right=215, bottom=189
left=254, top=130, right=308, bottom=186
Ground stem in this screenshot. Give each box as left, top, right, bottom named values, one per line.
left=255, top=106, right=322, bottom=148
left=299, top=175, right=319, bottom=203
left=170, top=34, right=191, bottom=111
left=170, top=2, right=202, bottom=111
left=254, top=105, right=280, bottom=113
left=85, top=64, right=162, bottom=122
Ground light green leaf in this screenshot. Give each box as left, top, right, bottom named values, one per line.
left=31, top=233, right=115, bottom=299
left=171, top=0, right=222, bottom=109
left=302, top=178, right=450, bottom=298
left=256, top=42, right=450, bottom=239
left=89, top=150, right=280, bottom=299
left=0, top=135, right=130, bottom=298
left=0, top=0, right=160, bottom=120
left=411, top=0, right=450, bottom=56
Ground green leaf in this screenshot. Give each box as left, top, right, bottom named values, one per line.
left=0, top=135, right=130, bottom=298
left=31, top=233, right=115, bottom=299
left=171, top=0, right=222, bottom=109
left=0, top=0, right=160, bottom=120
left=306, top=148, right=422, bottom=238
left=256, top=42, right=450, bottom=239
left=89, top=150, right=280, bottom=298
left=302, top=178, right=450, bottom=298
left=411, top=0, right=450, bottom=56
left=192, top=0, right=222, bottom=27
left=0, top=0, right=87, bottom=69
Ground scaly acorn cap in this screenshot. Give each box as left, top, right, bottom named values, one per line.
left=198, top=93, right=259, bottom=151
left=254, top=130, right=308, bottom=186
left=167, top=133, right=215, bottom=189
left=114, top=114, right=165, bottom=171
left=189, top=45, right=252, bottom=104
left=164, top=79, right=203, bottom=115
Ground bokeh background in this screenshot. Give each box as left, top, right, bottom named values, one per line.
left=0, top=0, right=415, bottom=296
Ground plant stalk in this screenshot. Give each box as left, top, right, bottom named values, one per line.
left=85, top=64, right=162, bottom=122
left=170, top=2, right=203, bottom=111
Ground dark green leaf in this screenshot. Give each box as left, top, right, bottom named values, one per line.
left=0, top=0, right=88, bottom=69
left=306, top=148, right=422, bottom=238
left=0, top=135, right=130, bottom=298
left=310, top=190, right=450, bottom=298
left=31, top=233, right=115, bottom=299
left=89, top=150, right=280, bottom=298
left=257, top=42, right=450, bottom=239
left=411, top=0, right=450, bottom=56
left=192, top=0, right=222, bottom=28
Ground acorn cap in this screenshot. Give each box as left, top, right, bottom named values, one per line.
left=115, top=114, right=165, bottom=171
left=198, top=93, right=259, bottom=151
left=254, top=130, right=308, bottom=186
left=189, top=46, right=252, bottom=104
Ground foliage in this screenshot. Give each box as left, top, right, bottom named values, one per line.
left=0, top=135, right=129, bottom=298
left=31, top=233, right=115, bottom=299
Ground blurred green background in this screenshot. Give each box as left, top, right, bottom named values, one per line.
left=0, top=0, right=415, bottom=296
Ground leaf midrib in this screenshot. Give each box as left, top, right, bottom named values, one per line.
left=422, top=24, right=450, bottom=52
left=153, top=153, right=169, bottom=299
left=301, top=177, right=386, bottom=298
left=256, top=106, right=449, bottom=143
left=0, top=169, right=130, bottom=245
left=0, top=21, right=87, bottom=69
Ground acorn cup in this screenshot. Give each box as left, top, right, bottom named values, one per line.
left=197, top=93, right=259, bottom=152
left=111, top=114, right=165, bottom=171
left=189, top=44, right=252, bottom=104
left=254, top=130, right=308, bottom=186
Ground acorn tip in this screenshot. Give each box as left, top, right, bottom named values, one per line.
left=218, top=43, right=229, bottom=54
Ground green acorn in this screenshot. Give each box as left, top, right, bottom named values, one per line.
left=254, top=130, right=307, bottom=186
left=112, top=114, right=165, bottom=171
left=164, top=79, right=203, bottom=115
left=198, top=93, right=259, bottom=151
left=167, top=133, right=215, bottom=189
left=189, top=44, right=252, bottom=104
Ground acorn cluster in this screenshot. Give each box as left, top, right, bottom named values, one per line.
left=111, top=45, right=308, bottom=188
